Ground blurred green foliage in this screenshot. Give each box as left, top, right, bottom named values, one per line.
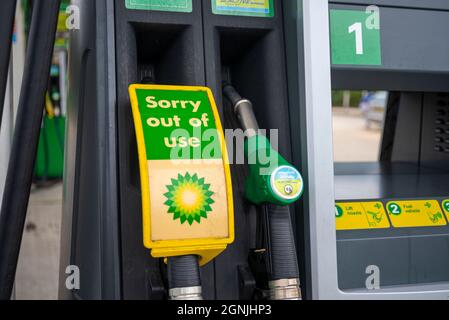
left=332, top=90, right=363, bottom=108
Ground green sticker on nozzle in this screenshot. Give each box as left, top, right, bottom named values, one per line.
left=270, top=166, right=303, bottom=201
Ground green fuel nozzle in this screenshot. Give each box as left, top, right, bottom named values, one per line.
left=223, top=84, right=304, bottom=206
left=223, top=84, right=303, bottom=300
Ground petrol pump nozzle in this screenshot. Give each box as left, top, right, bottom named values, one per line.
left=223, top=84, right=304, bottom=206
left=223, top=84, right=303, bottom=300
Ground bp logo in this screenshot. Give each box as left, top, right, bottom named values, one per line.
left=164, top=173, right=215, bottom=225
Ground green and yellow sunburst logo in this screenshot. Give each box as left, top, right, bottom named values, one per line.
left=164, top=173, right=215, bottom=225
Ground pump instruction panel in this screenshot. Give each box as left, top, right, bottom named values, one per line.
left=336, top=199, right=449, bottom=230
left=129, top=85, right=234, bottom=265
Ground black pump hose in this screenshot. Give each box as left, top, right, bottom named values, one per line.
left=265, top=205, right=299, bottom=281
left=167, top=255, right=202, bottom=300
left=167, top=255, right=201, bottom=289
left=223, top=84, right=243, bottom=107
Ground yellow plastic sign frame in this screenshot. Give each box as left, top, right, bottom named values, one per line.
left=129, top=84, right=234, bottom=266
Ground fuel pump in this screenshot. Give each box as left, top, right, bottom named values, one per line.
left=57, top=0, right=304, bottom=300
left=223, top=84, right=304, bottom=300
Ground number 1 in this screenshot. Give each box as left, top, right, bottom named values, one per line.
left=348, top=22, right=364, bottom=55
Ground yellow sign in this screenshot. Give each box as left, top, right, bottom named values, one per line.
left=335, top=202, right=390, bottom=230
left=386, top=200, right=447, bottom=228
left=129, top=84, right=234, bottom=266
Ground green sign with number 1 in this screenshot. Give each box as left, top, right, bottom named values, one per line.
left=330, top=9, right=382, bottom=66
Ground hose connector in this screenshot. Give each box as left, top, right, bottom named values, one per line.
left=169, top=286, right=203, bottom=300
left=269, top=278, right=302, bottom=300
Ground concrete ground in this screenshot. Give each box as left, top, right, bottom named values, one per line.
left=332, top=108, right=382, bottom=162
left=15, top=183, right=62, bottom=300
left=13, top=108, right=382, bottom=300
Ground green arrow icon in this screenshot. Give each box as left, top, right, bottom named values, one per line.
left=428, top=212, right=443, bottom=223
left=367, top=211, right=382, bottom=223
